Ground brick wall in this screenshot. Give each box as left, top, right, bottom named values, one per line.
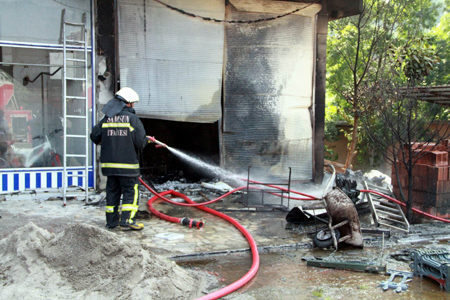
left=392, top=141, right=450, bottom=219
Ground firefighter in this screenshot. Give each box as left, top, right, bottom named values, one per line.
left=90, top=87, right=156, bottom=230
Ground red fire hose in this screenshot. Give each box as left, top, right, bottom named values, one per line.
left=141, top=178, right=260, bottom=300
left=147, top=190, right=204, bottom=229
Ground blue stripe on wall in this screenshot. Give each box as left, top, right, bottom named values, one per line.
left=57, top=172, right=62, bottom=188
left=2, top=174, right=7, bottom=191
left=25, top=173, right=30, bottom=189
left=47, top=173, right=52, bottom=188
left=13, top=174, right=19, bottom=190
left=0, top=167, right=94, bottom=193
left=89, top=170, right=93, bottom=187
left=36, top=173, right=41, bottom=188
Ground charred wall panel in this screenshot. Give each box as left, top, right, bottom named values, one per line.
left=223, top=7, right=316, bottom=180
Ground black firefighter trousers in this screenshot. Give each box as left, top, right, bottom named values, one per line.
left=105, top=176, right=140, bottom=228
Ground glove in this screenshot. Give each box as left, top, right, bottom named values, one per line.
left=147, top=136, right=156, bottom=143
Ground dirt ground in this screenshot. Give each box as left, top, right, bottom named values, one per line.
left=1, top=189, right=450, bottom=300
left=0, top=218, right=215, bottom=300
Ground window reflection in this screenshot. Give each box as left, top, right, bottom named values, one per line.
left=0, top=47, right=91, bottom=169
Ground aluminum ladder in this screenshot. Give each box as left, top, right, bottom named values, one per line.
left=61, top=9, right=90, bottom=205
left=363, top=180, right=410, bottom=233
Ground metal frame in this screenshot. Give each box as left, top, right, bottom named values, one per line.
left=363, top=180, right=410, bottom=233
left=244, top=166, right=292, bottom=211
left=412, top=250, right=450, bottom=291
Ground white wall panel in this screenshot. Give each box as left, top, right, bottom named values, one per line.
left=118, top=0, right=224, bottom=123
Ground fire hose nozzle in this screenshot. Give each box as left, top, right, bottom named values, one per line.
left=148, top=136, right=167, bottom=148
left=154, top=139, right=167, bottom=148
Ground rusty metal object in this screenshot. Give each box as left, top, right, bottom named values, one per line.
left=323, top=187, right=363, bottom=248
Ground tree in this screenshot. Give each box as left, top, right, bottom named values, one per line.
left=326, top=0, right=442, bottom=170
left=361, top=82, right=449, bottom=221
left=360, top=39, right=446, bottom=222
left=425, top=1, right=450, bottom=85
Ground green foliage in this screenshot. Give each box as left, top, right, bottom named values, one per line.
left=326, top=0, right=445, bottom=169
left=324, top=105, right=341, bottom=160
left=355, top=121, right=385, bottom=168
left=390, top=37, right=440, bottom=85
left=425, top=9, right=450, bottom=85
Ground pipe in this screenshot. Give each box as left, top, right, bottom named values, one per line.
left=140, top=178, right=248, bottom=207
left=245, top=178, right=319, bottom=200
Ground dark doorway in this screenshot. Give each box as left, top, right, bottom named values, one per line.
left=140, top=119, right=220, bottom=182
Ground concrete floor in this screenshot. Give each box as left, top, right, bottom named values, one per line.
left=1, top=183, right=450, bottom=299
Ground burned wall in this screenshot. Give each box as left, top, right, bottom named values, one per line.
left=222, top=4, right=316, bottom=181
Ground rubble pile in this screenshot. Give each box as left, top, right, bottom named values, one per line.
left=0, top=222, right=213, bottom=300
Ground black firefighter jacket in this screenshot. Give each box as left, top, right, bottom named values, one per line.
left=90, top=106, right=149, bottom=177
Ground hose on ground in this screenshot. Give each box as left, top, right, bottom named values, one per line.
left=141, top=178, right=260, bottom=300
left=141, top=177, right=450, bottom=299
left=147, top=190, right=204, bottom=229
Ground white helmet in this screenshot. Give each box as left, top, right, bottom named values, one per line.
left=115, top=87, right=139, bottom=103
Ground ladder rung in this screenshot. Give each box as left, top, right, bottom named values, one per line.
left=66, top=58, right=86, bottom=62
left=65, top=77, right=86, bottom=81
left=65, top=21, right=85, bottom=27
left=377, top=212, right=403, bottom=222
left=373, top=199, right=398, bottom=208
left=374, top=204, right=401, bottom=214
left=66, top=96, right=87, bottom=100
left=65, top=39, right=86, bottom=44
left=378, top=221, right=409, bottom=232
left=66, top=154, right=87, bottom=158
left=66, top=134, right=87, bottom=138
left=65, top=65, right=87, bottom=69
left=378, top=215, right=407, bottom=224
left=66, top=115, right=87, bottom=119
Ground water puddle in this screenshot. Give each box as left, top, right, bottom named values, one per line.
left=176, top=247, right=450, bottom=299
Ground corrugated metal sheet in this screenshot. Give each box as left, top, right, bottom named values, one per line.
left=223, top=11, right=316, bottom=180
left=118, top=0, right=224, bottom=123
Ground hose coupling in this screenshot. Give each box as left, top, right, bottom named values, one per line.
left=180, top=217, right=204, bottom=229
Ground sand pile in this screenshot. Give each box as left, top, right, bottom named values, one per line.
left=0, top=222, right=212, bottom=300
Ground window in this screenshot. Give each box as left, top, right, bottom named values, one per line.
left=0, top=46, right=92, bottom=169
